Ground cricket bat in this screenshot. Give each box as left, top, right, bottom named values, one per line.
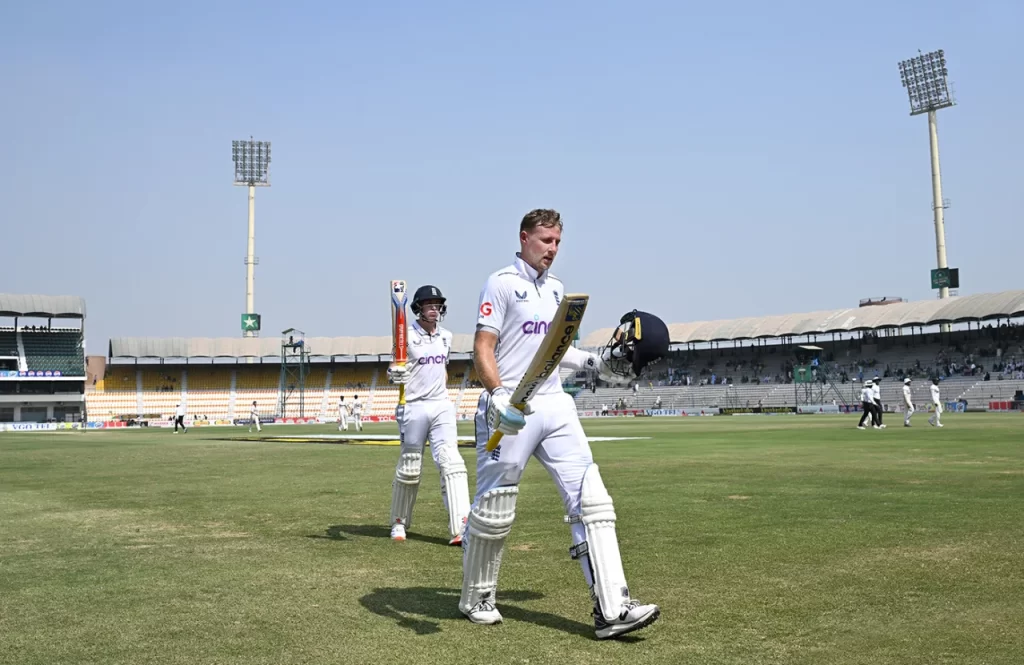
left=390, top=280, right=409, bottom=408
left=485, top=293, right=589, bottom=452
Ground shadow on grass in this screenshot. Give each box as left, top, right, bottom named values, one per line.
left=306, top=524, right=451, bottom=547
left=359, top=586, right=608, bottom=640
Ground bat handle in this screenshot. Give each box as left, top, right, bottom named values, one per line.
left=484, top=430, right=504, bottom=452
left=396, top=361, right=406, bottom=406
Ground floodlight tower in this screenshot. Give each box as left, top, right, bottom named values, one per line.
left=898, top=50, right=956, bottom=310
left=232, top=138, right=272, bottom=338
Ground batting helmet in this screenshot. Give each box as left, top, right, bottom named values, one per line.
left=411, top=285, right=447, bottom=319
left=600, top=310, right=670, bottom=379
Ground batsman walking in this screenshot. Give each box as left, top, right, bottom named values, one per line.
left=387, top=285, right=471, bottom=545
left=460, top=208, right=666, bottom=639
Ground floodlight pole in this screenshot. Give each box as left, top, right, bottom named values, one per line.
left=232, top=137, right=271, bottom=339
left=899, top=49, right=955, bottom=332
left=927, top=110, right=949, bottom=303
left=246, top=185, right=256, bottom=329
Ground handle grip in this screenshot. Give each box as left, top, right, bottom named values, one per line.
left=484, top=430, right=504, bottom=452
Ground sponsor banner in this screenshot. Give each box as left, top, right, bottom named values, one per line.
left=719, top=406, right=797, bottom=415
left=797, top=404, right=842, bottom=414
left=645, top=409, right=685, bottom=417
left=273, top=417, right=320, bottom=425
left=5, top=370, right=65, bottom=378
left=0, top=422, right=82, bottom=432
left=945, top=401, right=967, bottom=413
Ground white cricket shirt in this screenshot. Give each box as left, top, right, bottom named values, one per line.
left=352, top=398, right=363, bottom=414
left=861, top=387, right=873, bottom=402
left=872, top=383, right=881, bottom=401
left=477, top=254, right=566, bottom=397
left=930, top=384, right=941, bottom=404
left=903, top=385, right=912, bottom=405
left=404, top=320, right=452, bottom=402
left=338, top=399, right=347, bottom=415
left=176, top=405, right=185, bottom=417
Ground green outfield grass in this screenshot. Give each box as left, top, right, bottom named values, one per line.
left=1, top=414, right=1022, bottom=664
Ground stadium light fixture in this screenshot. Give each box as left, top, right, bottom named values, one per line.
left=898, top=50, right=956, bottom=323
left=232, top=138, right=272, bottom=338
left=898, top=49, right=954, bottom=116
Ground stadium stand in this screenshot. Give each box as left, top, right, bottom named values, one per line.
left=0, top=294, right=87, bottom=423
left=80, top=290, right=1023, bottom=423
left=22, top=330, right=84, bottom=376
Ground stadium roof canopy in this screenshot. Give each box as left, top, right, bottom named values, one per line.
left=581, top=289, right=1024, bottom=347
left=109, top=331, right=476, bottom=359
left=0, top=293, right=87, bottom=318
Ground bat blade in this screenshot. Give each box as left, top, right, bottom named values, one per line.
left=485, top=293, right=589, bottom=452
left=390, top=280, right=409, bottom=407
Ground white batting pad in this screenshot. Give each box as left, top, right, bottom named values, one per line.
left=389, top=452, right=422, bottom=528
left=437, top=446, right=471, bottom=539
left=576, top=464, right=631, bottom=621
left=459, top=486, right=518, bottom=615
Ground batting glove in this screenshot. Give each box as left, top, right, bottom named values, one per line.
left=387, top=364, right=409, bottom=385
left=487, top=387, right=528, bottom=435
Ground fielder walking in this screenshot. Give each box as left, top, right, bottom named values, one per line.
left=352, top=395, right=363, bottom=432
left=337, top=396, right=349, bottom=431
left=248, top=400, right=261, bottom=433
left=902, top=378, right=914, bottom=427
left=928, top=379, right=944, bottom=427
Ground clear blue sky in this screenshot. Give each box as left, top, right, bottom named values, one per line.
left=2, top=1, right=1021, bottom=354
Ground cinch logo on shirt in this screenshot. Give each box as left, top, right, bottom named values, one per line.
left=417, top=355, right=447, bottom=364
left=522, top=320, right=550, bottom=335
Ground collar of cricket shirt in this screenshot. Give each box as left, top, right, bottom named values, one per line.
left=514, top=253, right=547, bottom=284
left=412, top=319, right=437, bottom=338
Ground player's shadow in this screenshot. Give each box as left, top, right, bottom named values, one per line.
left=306, top=524, right=451, bottom=547
left=359, top=586, right=602, bottom=639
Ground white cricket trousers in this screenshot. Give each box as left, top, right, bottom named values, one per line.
left=473, top=390, right=599, bottom=586
left=399, top=399, right=460, bottom=502
left=474, top=391, right=593, bottom=516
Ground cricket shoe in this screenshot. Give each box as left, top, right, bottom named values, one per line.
left=904, top=423, right=912, bottom=427
left=390, top=523, right=406, bottom=542
left=857, top=426, right=866, bottom=430
left=594, top=600, right=660, bottom=640
left=462, top=593, right=502, bottom=625
left=936, top=423, right=944, bottom=427
left=449, top=517, right=467, bottom=546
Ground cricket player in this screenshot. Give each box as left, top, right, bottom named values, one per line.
left=857, top=381, right=876, bottom=429
left=248, top=400, right=261, bottom=433
left=928, top=379, right=944, bottom=427
left=460, top=208, right=665, bottom=639
left=174, top=403, right=187, bottom=433
left=872, top=375, right=885, bottom=428
left=902, top=378, right=914, bottom=427
left=352, top=395, right=363, bottom=431
left=337, top=395, right=348, bottom=431
left=386, top=285, right=470, bottom=545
